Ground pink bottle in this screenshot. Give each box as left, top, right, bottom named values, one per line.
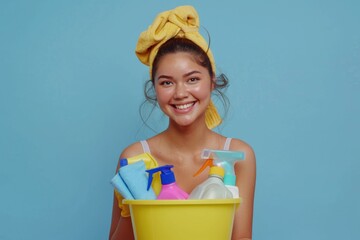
left=146, top=165, right=188, bottom=200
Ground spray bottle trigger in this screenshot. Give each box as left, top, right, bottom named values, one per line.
left=146, top=165, right=175, bottom=190
left=193, top=159, right=214, bottom=177
left=146, top=168, right=157, bottom=191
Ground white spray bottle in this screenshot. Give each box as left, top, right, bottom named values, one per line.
left=189, top=159, right=233, bottom=199
left=201, top=149, right=245, bottom=198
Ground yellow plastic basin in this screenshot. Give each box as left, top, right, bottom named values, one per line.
left=123, top=198, right=241, bottom=240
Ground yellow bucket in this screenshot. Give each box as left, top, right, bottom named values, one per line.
left=123, top=198, right=241, bottom=240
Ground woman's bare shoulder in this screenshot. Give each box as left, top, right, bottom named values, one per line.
left=120, top=141, right=145, bottom=159
left=112, top=141, right=145, bottom=171
left=229, top=138, right=256, bottom=160
left=119, top=133, right=164, bottom=160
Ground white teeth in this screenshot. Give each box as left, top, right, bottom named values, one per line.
left=175, top=103, right=194, bottom=110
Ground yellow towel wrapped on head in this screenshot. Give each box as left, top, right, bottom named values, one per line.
left=135, top=5, right=216, bottom=76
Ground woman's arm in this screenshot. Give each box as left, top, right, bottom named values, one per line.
left=109, top=193, right=135, bottom=240
left=230, top=139, right=256, bottom=240
left=109, top=143, right=144, bottom=240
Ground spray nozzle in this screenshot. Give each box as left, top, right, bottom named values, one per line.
left=201, top=149, right=245, bottom=186
left=193, top=159, right=214, bottom=177
left=194, top=158, right=225, bottom=179
left=146, top=165, right=175, bottom=190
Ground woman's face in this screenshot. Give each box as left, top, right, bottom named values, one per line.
left=154, top=52, right=214, bottom=127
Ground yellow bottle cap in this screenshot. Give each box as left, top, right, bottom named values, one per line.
left=209, top=166, right=224, bottom=177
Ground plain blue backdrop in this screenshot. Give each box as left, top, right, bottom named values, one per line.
left=1, top=0, right=359, bottom=239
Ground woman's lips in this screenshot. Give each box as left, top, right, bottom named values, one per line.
left=171, top=102, right=196, bottom=113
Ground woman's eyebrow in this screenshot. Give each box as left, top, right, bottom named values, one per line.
left=183, top=70, right=201, bottom=77
left=157, top=70, right=201, bottom=80
left=157, top=74, right=172, bottom=80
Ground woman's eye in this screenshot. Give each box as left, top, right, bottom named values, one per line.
left=160, top=81, right=173, bottom=86
left=188, top=77, right=200, bottom=83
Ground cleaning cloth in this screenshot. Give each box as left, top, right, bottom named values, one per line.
left=127, top=153, right=161, bottom=195
left=119, top=160, right=156, bottom=200
left=113, top=153, right=160, bottom=217
left=111, top=172, right=134, bottom=200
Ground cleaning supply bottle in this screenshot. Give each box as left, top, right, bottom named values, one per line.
left=189, top=159, right=233, bottom=199
left=146, top=165, right=189, bottom=200
left=201, top=149, right=245, bottom=198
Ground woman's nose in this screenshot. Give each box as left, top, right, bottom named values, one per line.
left=174, top=84, right=188, bottom=99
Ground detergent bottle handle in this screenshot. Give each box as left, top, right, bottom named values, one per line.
left=193, top=159, right=213, bottom=177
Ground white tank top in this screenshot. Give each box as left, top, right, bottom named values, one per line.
left=140, top=137, right=232, bottom=154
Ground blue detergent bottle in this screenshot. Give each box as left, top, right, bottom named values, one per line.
left=146, top=165, right=189, bottom=200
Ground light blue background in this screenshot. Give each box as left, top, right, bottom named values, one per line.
left=1, top=0, right=359, bottom=239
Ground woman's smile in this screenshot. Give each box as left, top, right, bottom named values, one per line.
left=172, top=102, right=196, bottom=111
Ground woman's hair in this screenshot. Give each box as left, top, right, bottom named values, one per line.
left=140, top=38, right=229, bottom=129
left=152, top=38, right=214, bottom=80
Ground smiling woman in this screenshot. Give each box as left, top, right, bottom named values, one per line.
left=109, top=5, right=256, bottom=240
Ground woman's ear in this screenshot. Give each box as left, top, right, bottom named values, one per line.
left=211, top=76, right=216, bottom=91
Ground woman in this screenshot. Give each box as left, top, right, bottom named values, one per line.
left=109, top=6, right=256, bottom=240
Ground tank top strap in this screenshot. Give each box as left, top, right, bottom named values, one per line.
left=141, top=139, right=230, bottom=153
left=223, top=137, right=232, bottom=150
left=140, top=140, right=151, bottom=154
